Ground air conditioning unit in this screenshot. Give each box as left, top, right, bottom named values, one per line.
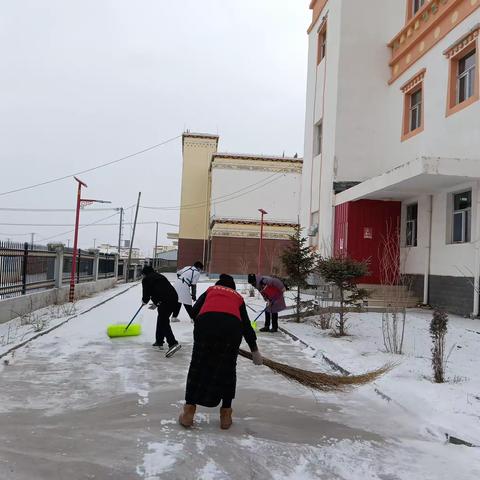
left=308, top=224, right=319, bottom=237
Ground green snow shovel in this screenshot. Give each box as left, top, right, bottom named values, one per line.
left=107, top=304, right=143, bottom=338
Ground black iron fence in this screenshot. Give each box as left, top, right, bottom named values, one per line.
left=0, top=241, right=118, bottom=300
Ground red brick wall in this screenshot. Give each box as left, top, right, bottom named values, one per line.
left=177, top=238, right=205, bottom=269
left=208, top=236, right=291, bottom=276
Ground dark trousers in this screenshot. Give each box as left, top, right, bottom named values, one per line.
left=156, top=303, right=177, bottom=347
left=264, top=312, right=278, bottom=331
left=172, top=302, right=194, bottom=319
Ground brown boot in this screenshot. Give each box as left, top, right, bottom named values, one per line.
left=220, top=408, right=233, bottom=430
left=179, top=404, right=196, bottom=428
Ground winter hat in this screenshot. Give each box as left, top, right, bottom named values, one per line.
left=141, top=265, right=154, bottom=275
left=216, top=274, right=236, bottom=290
left=247, top=274, right=256, bottom=286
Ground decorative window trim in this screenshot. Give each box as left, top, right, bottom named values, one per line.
left=445, top=26, right=479, bottom=117
left=316, top=20, right=327, bottom=65
left=401, top=69, right=426, bottom=142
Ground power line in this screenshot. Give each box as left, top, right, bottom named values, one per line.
left=1, top=221, right=179, bottom=227
left=141, top=171, right=287, bottom=211
left=0, top=134, right=181, bottom=198
left=38, top=212, right=121, bottom=242
left=0, top=207, right=120, bottom=213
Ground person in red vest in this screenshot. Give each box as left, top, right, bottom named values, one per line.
left=179, top=274, right=262, bottom=430
left=248, top=274, right=287, bottom=333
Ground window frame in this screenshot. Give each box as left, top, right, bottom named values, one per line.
left=445, top=29, right=479, bottom=117
left=401, top=69, right=426, bottom=142
left=406, top=0, right=427, bottom=21
left=316, top=22, right=327, bottom=65
left=451, top=190, right=472, bottom=244
left=405, top=203, right=418, bottom=247
left=313, top=121, right=323, bottom=157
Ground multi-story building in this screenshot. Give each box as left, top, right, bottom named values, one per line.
left=178, top=133, right=302, bottom=275
left=302, top=0, right=480, bottom=315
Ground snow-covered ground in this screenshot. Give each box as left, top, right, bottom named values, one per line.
left=278, top=305, right=480, bottom=447
left=0, top=279, right=479, bottom=479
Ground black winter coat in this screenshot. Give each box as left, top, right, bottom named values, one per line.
left=142, top=272, right=178, bottom=306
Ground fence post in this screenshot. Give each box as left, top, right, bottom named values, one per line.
left=54, top=245, right=64, bottom=288
left=93, top=251, right=100, bottom=282
left=114, top=254, right=119, bottom=279
left=22, top=242, right=28, bottom=295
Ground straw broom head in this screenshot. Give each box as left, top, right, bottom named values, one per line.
left=239, top=349, right=393, bottom=392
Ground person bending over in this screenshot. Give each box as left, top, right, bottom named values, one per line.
left=172, top=261, right=203, bottom=322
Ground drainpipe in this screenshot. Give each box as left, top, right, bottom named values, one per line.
left=423, top=195, right=433, bottom=305
left=473, top=183, right=480, bottom=317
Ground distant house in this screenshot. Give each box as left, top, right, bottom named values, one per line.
left=154, top=249, right=178, bottom=272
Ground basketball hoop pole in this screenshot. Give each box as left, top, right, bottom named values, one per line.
left=69, top=177, right=111, bottom=303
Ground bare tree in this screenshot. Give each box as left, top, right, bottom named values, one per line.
left=430, top=309, right=448, bottom=383
left=379, top=221, right=408, bottom=354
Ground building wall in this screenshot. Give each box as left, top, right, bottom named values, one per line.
left=210, top=163, right=301, bottom=223
left=209, top=236, right=290, bottom=276
left=178, top=134, right=218, bottom=267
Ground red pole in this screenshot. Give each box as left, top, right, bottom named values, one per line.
left=69, top=178, right=87, bottom=302
left=257, top=209, right=267, bottom=275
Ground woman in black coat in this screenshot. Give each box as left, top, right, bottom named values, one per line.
left=179, top=274, right=263, bottom=430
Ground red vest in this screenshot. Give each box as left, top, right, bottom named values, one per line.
left=199, top=286, right=244, bottom=320
left=261, top=284, right=282, bottom=302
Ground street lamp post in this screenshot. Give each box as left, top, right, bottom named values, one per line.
left=69, top=177, right=111, bottom=302
left=257, top=208, right=268, bottom=275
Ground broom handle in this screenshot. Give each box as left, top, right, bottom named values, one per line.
left=125, top=304, right=144, bottom=332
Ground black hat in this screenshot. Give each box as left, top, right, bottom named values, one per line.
left=141, top=265, right=154, bottom=275
left=247, top=274, right=256, bottom=286
left=216, top=274, right=236, bottom=290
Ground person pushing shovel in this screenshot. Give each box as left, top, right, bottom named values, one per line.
left=141, top=265, right=181, bottom=357
left=171, top=261, right=203, bottom=322
left=248, top=274, right=286, bottom=333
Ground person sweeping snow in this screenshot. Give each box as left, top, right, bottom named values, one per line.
left=179, top=274, right=263, bottom=430
left=248, top=274, right=286, bottom=333
left=141, top=265, right=181, bottom=357
left=171, top=261, right=203, bottom=322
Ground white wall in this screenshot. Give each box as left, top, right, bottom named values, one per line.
left=210, top=167, right=301, bottom=223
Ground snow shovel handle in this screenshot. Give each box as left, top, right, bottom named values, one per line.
left=125, top=304, right=144, bottom=332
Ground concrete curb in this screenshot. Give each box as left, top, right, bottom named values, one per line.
left=278, top=324, right=478, bottom=448
left=0, top=283, right=140, bottom=360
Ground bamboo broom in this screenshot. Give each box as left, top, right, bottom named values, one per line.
left=239, top=349, right=393, bottom=392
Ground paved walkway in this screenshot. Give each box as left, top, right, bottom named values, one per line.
left=0, top=285, right=478, bottom=479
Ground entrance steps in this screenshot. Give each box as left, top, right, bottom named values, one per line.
left=358, top=284, right=420, bottom=309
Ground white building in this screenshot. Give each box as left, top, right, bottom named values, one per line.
left=177, top=133, right=302, bottom=275
left=302, top=0, right=480, bottom=315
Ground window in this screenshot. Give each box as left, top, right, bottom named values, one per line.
left=313, top=122, right=322, bottom=156
left=317, top=24, right=327, bottom=65
left=445, top=28, right=479, bottom=117
left=401, top=69, right=425, bottom=141
left=412, top=0, right=425, bottom=15
left=406, top=203, right=418, bottom=247
left=457, top=50, right=476, bottom=104
left=452, top=191, right=471, bottom=243
left=409, top=89, right=422, bottom=132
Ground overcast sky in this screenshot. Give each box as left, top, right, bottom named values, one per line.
left=0, top=0, right=309, bottom=255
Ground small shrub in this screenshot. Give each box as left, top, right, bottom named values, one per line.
left=430, top=309, right=448, bottom=383
left=317, top=256, right=369, bottom=336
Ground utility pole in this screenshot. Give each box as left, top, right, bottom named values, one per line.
left=117, top=207, right=124, bottom=255
left=69, top=177, right=111, bottom=302
left=126, top=192, right=141, bottom=281
left=30, top=232, right=35, bottom=249
left=257, top=209, right=268, bottom=275
left=154, top=221, right=159, bottom=266
left=93, top=238, right=97, bottom=249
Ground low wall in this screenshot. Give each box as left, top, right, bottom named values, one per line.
left=0, top=278, right=118, bottom=324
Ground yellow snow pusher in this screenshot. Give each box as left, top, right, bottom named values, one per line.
left=107, top=304, right=143, bottom=338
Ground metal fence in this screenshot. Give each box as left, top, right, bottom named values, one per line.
left=0, top=241, right=118, bottom=300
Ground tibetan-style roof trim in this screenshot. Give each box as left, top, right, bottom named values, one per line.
left=213, top=153, right=303, bottom=163
left=182, top=132, right=219, bottom=140
left=211, top=217, right=298, bottom=228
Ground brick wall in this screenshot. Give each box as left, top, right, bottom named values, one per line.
left=177, top=238, right=205, bottom=269
left=209, top=236, right=291, bottom=276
